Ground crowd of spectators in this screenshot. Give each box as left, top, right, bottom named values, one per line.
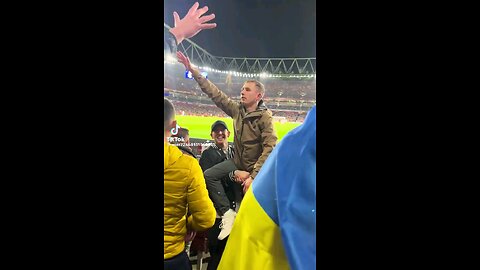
left=272, top=110, right=308, bottom=122
left=170, top=100, right=307, bottom=123
left=164, top=63, right=316, bottom=100
left=165, top=62, right=315, bottom=123
left=171, top=101, right=229, bottom=118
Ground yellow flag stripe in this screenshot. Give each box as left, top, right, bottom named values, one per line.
left=218, top=189, right=290, bottom=270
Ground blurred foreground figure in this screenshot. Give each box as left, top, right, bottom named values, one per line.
left=164, top=98, right=216, bottom=270
left=164, top=2, right=217, bottom=54
left=218, top=106, right=317, bottom=270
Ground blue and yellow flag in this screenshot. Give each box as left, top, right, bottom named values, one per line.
left=219, top=106, right=316, bottom=270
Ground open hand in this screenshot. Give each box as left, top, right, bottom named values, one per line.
left=169, top=2, right=217, bottom=44
left=176, top=51, right=193, bottom=71
left=234, top=170, right=250, bottom=183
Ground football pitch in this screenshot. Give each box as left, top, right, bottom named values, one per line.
left=176, top=115, right=301, bottom=142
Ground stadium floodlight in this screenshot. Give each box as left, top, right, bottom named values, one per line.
left=166, top=54, right=176, bottom=63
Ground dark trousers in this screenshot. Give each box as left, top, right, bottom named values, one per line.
left=207, top=218, right=228, bottom=270
left=204, top=159, right=238, bottom=216
left=164, top=251, right=191, bottom=270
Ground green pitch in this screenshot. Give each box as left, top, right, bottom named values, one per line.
left=176, top=115, right=301, bottom=142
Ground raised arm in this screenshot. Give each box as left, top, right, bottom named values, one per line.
left=177, top=51, right=239, bottom=118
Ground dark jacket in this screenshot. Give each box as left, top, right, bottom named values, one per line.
left=192, top=69, right=278, bottom=179
left=199, top=144, right=234, bottom=171
left=199, top=144, right=236, bottom=206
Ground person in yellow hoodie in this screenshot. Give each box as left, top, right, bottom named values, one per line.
left=164, top=98, right=216, bottom=270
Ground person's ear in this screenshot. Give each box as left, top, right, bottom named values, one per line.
left=171, top=120, right=177, bottom=130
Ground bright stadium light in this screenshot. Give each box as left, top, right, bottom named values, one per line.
left=166, top=54, right=176, bottom=63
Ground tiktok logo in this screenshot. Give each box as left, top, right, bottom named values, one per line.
left=171, top=124, right=180, bottom=135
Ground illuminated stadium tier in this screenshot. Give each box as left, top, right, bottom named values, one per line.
left=164, top=23, right=316, bottom=77
left=164, top=22, right=315, bottom=131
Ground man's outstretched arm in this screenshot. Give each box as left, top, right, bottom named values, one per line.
left=177, top=51, right=239, bottom=118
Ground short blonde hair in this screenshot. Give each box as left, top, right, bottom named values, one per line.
left=244, top=80, right=265, bottom=95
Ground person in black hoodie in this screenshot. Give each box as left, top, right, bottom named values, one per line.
left=164, top=2, right=217, bottom=55
left=199, top=120, right=249, bottom=270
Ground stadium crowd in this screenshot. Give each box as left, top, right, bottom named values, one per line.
left=165, top=69, right=316, bottom=100
left=169, top=100, right=229, bottom=118
left=168, top=99, right=308, bottom=122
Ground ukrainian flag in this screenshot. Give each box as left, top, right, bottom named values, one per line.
left=218, top=106, right=316, bottom=270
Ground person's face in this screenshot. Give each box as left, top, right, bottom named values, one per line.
left=240, top=82, right=262, bottom=107
left=211, top=126, right=230, bottom=146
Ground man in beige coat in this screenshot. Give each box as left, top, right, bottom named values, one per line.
left=177, top=51, right=277, bottom=240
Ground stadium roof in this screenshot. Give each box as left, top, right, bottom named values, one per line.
left=165, top=23, right=316, bottom=76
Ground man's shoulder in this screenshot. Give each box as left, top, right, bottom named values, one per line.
left=202, top=144, right=216, bottom=152
left=200, top=145, right=216, bottom=157
left=175, top=153, right=198, bottom=168
left=178, top=146, right=196, bottom=158
left=258, top=108, right=274, bottom=121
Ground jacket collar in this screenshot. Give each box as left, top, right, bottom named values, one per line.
left=242, top=99, right=268, bottom=118
left=177, top=145, right=196, bottom=158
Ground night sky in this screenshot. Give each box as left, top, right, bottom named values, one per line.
left=164, top=0, right=316, bottom=58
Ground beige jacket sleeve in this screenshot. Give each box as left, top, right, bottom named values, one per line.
left=251, top=112, right=278, bottom=179
left=191, top=68, right=239, bottom=118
